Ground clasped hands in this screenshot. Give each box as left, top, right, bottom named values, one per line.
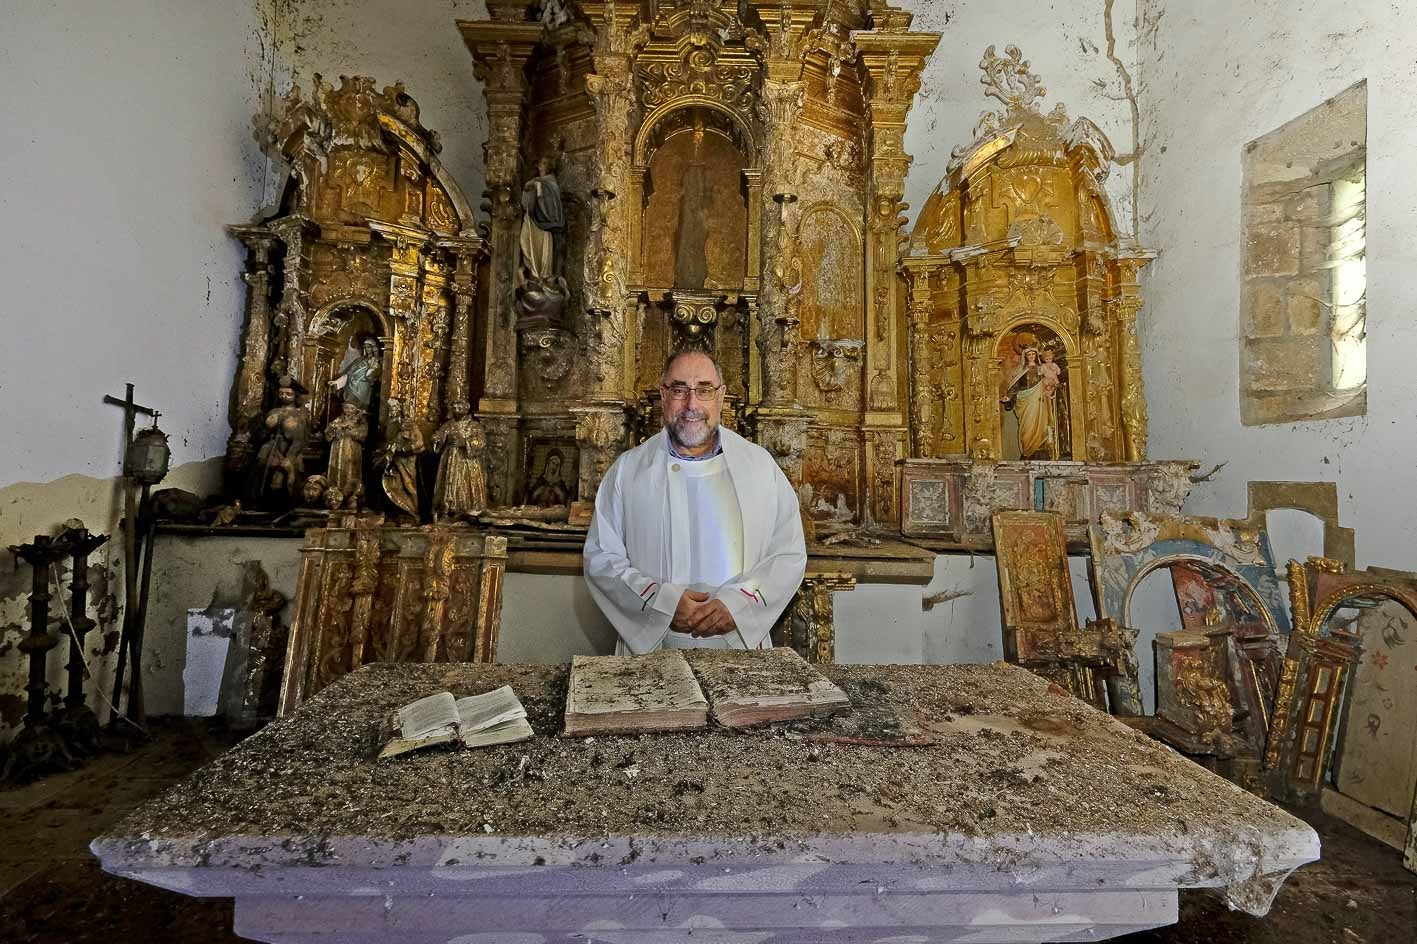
left=670, top=590, right=736, bottom=638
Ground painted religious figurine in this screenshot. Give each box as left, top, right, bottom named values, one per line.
left=1001, top=346, right=1063, bottom=460
left=325, top=400, right=368, bottom=505
left=431, top=401, right=488, bottom=521
left=379, top=400, right=423, bottom=522
left=514, top=156, right=567, bottom=328
left=330, top=337, right=382, bottom=412
left=252, top=377, right=312, bottom=508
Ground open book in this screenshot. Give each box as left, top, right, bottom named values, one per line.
left=379, top=685, right=533, bottom=759
left=684, top=647, right=852, bottom=728
left=563, top=650, right=708, bottom=736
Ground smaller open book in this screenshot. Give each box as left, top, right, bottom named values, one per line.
left=379, top=685, right=533, bottom=759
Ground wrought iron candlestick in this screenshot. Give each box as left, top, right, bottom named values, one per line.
left=55, top=523, right=110, bottom=756
left=4, top=535, right=74, bottom=781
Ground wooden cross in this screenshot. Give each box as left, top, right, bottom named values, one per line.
left=103, top=382, right=159, bottom=728
left=103, top=383, right=158, bottom=460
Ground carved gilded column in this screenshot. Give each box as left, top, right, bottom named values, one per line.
left=460, top=22, right=538, bottom=409
left=901, top=259, right=936, bottom=458
left=963, top=290, right=1004, bottom=461
left=572, top=406, right=627, bottom=519
left=856, top=28, right=938, bottom=525
left=855, top=29, right=939, bottom=422
left=750, top=0, right=814, bottom=412
left=583, top=27, right=639, bottom=403
left=757, top=79, right=806, bottom=411
left=741, top=169, right=763, bottom=294
left=460, top=23, right=538, bottom=507
left=369, top=222, right=433, bottom=418
left=438, top=236, right=486, bottom=414
left=1113, top=250, right=1155, bottom=461
left=226, top=225, right=278, bottom=481
left=420, top=251, right=451, bottom=422
left=268, top=215, right=317, bottom=382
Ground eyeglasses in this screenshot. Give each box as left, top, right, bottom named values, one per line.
left=660, top=382, right=724, bottom=402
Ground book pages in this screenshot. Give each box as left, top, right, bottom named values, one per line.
left=381, top=687, right=531, bottom=759
left=456, top=686, right=527, bottom=732
left=564, top=650, right=708, bottom=736
left=685, top=647, right=852, bottom=728
left=463, top=716, right=534, bottom=749
left=397, top=691, right=460, bottom=740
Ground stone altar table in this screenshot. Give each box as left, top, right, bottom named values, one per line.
left=93, top=663, right=1317, bottom=943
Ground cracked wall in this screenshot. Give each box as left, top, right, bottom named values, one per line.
left=252, top=0, right=489, bottom=211
left=901, top=0, right=1141, bottom=236
left=1137, top=0, right=1415, bottom=572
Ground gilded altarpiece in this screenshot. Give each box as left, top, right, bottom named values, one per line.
left=899, top=47, right=1186, bottom=548
left=459, top=0, right=938, bottom=526
left=227, top=77, right=485, bottom=501
left=904, top=45, right=1150, bottom=464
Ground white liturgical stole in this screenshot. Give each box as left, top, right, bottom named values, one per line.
left=662, top=453, right=745, bottom=650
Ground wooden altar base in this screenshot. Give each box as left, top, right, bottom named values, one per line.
left=92, top=662, right=1317, bottom=943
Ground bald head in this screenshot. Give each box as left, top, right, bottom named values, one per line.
left=661, top=350, right=722, bottom=387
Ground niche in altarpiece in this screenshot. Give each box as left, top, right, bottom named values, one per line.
left=997, top=323, right=1072, bottom=461
left=640, top=113, right=749, bottom=292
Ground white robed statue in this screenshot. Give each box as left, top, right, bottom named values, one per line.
left=584, top=351, right=807, bottom=654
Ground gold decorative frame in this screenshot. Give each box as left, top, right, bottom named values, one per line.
left=1266, top=558, right=1417, bottom=807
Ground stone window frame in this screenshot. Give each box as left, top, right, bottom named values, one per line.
left=1239, top=81, right=1367, bottom=426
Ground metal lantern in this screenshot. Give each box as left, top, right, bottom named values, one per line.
left=125, top=424, right=171, bottom=485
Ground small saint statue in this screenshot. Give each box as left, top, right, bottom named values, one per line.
left=252, top=376, right=313, bottom=508
left=379, top=399, right=424, bottom=522
left=431, top=400, right=488, bottom=521
left=331, top=337, right=381, bottom=412
left=514, top=156, right=567, bottom=329
left=325, top=400, right=368, bottom=506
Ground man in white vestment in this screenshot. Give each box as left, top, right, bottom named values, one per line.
left=584, top=351, right=807, bottom=654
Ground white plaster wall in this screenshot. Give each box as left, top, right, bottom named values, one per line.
left=497, top=573, right=619, bottom=662
left=143, top=535, right=303, bottom=718
left=1136, top=0, right=1417, bottom=571
left=0, top=0, right=267, bottom=739
left=899, top=0, right=1141, bottom=235
left=0, top=1, right=267, bottom=487
left=837, top=555, right=1099, bottom=666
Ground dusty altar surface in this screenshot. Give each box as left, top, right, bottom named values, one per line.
left=92, top=662, right=1318, bottom=943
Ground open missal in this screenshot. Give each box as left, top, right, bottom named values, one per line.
left=379, top=685, right=533, bottom=759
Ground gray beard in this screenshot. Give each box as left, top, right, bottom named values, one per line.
left=668, top=413, right=716, bottom=450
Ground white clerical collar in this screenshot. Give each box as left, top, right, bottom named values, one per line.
left=667, top=432, right=723, bottom=462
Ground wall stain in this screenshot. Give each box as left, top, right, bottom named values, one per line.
left=0, top=694, right=23, bottom=727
